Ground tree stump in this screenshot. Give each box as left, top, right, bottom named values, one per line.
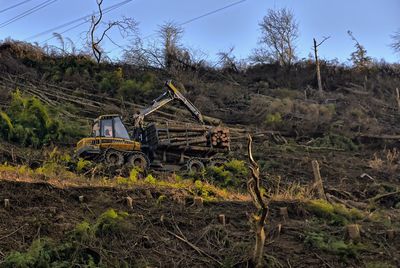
left=145, top=190, right=153, bottom=199
left=4, top=199, right=10, bottom=209
left=311, top=160, right=326, bottom=200
left=194, top=197, right=203, bottom=207
left=386, top=229, right=395, bottom=240
left=218, top=214, right=226, bottom=225
left=279, top=207, right=289, bottom=221
left=126, top=196, right=133, bottom=209
left=346, top=224, right=361, bottom=242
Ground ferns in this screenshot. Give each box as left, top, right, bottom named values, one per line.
left=0, top=90, right=86, bottom=148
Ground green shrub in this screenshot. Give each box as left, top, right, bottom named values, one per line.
left=93, top=209, right=129, bottom=237
left=117, top=73, right=155, bottom=101
left=206, top=159, right=248, bottom=189
left=144, top=174, right=157, bottom=184
left=0, top=90, right=87, bottom=148
left=305, top=231, right=365, bottom=259
left=265, top=112, right=282, bottom=127
left=312, top=133, right=358, bottom=151
left=76, top=158, right=92, bottom=172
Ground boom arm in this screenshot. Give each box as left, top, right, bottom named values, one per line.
left=133, top=80, right=204, bottom=129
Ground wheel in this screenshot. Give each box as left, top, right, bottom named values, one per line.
left=209, top=157, right=228, bottom=168
left=127, top=152, right=149, bottom=170
left=105, top=150, right=124, bottom=167
left=187, top=158, right=205, bottom=173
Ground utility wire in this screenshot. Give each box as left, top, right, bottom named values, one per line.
left=0, top=0, right=34, bottom=14
left=0, top=0, right=59, bottom=28
left=40, top=0, right=133, bottom=44
left=27, top=0, right=133, bottom=41
left=108, top=0, right=248, bottom=54
left=142, top=0, right=247, bottom=40
left=180, top=0, right=246, bottom=26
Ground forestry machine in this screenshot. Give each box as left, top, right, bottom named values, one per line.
left=75, top=80, right=204, bottom=169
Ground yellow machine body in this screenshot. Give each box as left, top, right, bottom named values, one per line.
left=76, top=114, right=141, bottom=159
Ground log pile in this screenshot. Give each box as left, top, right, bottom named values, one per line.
left=209, top=127, right=230, bottom=148
left=144, top=122, right=230, bottom=150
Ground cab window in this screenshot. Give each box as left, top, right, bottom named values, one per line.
left=101, top=119, right=113, bottom=137
left=92, top=122, right=100, bottom=137
left=114, top=117, right=130, bottom=139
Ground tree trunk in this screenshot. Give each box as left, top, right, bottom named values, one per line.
left=311, top=160, right=326, bottom=200
left=314, top=38, right=323, bottom=92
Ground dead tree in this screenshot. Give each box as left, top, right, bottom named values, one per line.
left=313, top=36, right=330, bottom=92
left=391, top=29, right=400, bottom=55
left=247, top=134, right=269, bottom=267
left=89, top=0, right=138, bottom=64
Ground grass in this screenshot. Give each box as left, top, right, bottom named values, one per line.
left=304, top=231, right=365, bottom=259
left=0, top=163, right=247, bottom=201
left=306, top=199, right=364, bottom=225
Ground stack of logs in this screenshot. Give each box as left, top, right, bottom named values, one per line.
left=145, top=123, right=230, bottom=149
left=209, top=127, right=230, bottom=148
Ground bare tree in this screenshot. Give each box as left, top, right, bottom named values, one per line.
left=216, top=46, right=238, bottom=72
left=313, top=36, right=330, bottom=92
left=257, top=8, right=299, bottom=67
left=89, top=0, right=138, bottom=64
left=122, top=37, right=151, bottom=67
left=391, top=29, right=400, bottom=55
left=157, top=21, right=186, bottom=70
left=347, top=30, right=371, bottom=69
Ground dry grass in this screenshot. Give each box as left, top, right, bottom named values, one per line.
left=368, top=148, right=399, bottom=174
left=0, top=164, right=248, bottom=201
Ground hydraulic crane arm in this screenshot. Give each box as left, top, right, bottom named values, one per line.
left=133, top=80, right=204, bottom=129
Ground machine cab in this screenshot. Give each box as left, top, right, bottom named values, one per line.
left=92, top=114, right=131, bottom=140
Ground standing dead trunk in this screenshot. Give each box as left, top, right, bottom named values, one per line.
left=313, top=36, right=330, bottom=92
left=314, top=38, right=323, bottom=92
left=311, top=160, right=326, bottom=200
left=247, top=135, right=269, bottom=267
left=395, top=88, right=400, bottom=112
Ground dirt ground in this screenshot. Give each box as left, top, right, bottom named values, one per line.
left=0, top=173, right=399, bottom=267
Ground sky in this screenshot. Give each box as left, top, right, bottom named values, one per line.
left=0, top=0, right=399, bottom=63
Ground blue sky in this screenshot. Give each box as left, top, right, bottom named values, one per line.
left=0, top=0, right=399, bottom=63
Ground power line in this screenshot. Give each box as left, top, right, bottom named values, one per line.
left=142, top=0, right=247, bottom=41
left=179, top=0, right=247, bottom=26
left=27, top=0, right=133, bottom=41
left=39, top=0, right=133, bottom=44
left=0, top=0, right=59, bottom=29
left=107, top=0, right=247, bottom=56
left=0, top=0, right=34, bottom=14
left=41, top=20, right=87, bottom=44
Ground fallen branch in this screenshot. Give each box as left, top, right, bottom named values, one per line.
left=368, top=190, right=400, bottom=203
left=0, top=224, right=27, bottom=241
left=167, top=230, right=222, bottom=266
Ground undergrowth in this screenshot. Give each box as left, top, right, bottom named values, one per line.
left=304, top=231, right=365, bottom=259
left=306, top=199, right=364, bottom=225
left=2, top=209, right=131, bottom=268
left=0, top=90, right=87, bottom=148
